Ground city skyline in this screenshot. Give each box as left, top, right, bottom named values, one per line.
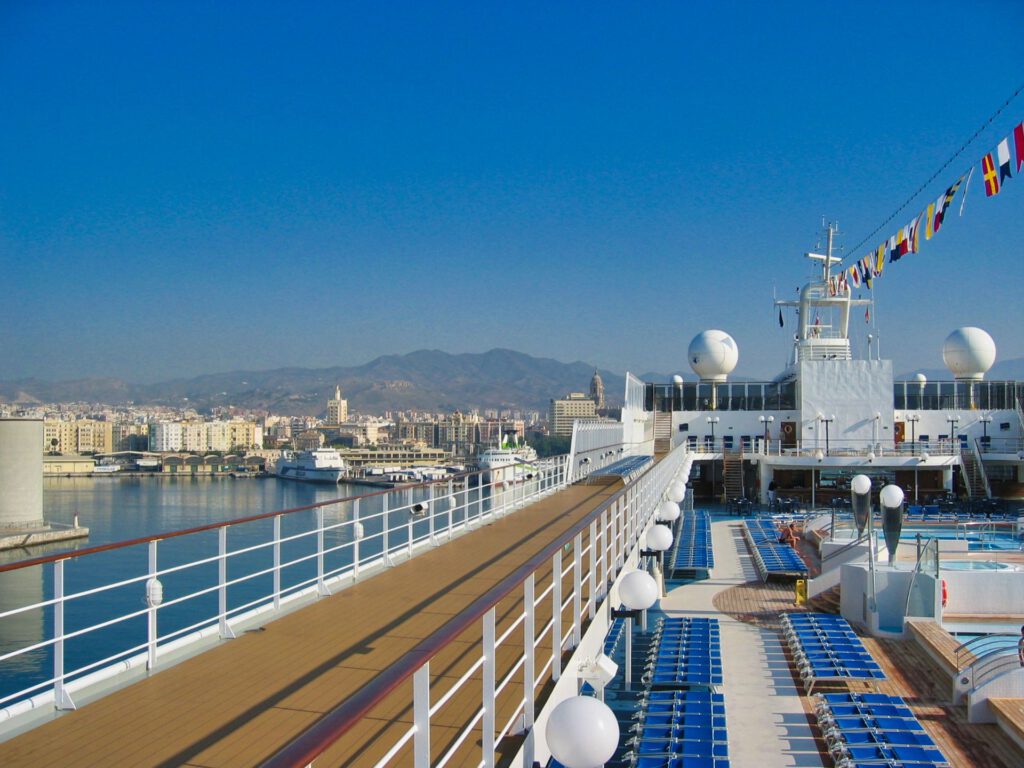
left=3, top=2, right=1024, bottom=383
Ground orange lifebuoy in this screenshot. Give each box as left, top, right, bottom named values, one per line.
left=941, top=579, right=948, bottom=608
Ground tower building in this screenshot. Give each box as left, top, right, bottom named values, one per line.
left=327, top=386, right=349, bottom=425
left=589, top=370, right=606, bottom=410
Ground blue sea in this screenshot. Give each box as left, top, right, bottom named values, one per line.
left=0, top=475, right=479, bottom=707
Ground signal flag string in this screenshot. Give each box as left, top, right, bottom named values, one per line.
left=843, top=81, right=1024, bottom=261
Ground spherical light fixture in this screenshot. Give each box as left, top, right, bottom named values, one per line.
left=666, top=481, right=686, bottom=503
left=546, top=695, right=620, bottom=768
left=814, top=449, right=824, bottom=463
left=646, top=525, right=674, bottom=552
left=657, top=500, right=680, bottom=522
left=880, top=484, right=905, bottom=509
left=851, top=474, right=871, bottom=495
left=619, top=570, right=658, bottom=611
left=919, top=452, right=930, bottom=463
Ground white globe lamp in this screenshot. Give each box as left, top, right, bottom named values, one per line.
left=657, top=500, right=680, bottom=523
left=667, top=481, right=686, bottom=503
left=546, top=695, right=620, bottom=768
left=619, top=570, right=658, bottom=611
left=851, top=474, right=871, bottom=495
left=646, top=525, right=673, bottom=552
left=880, top=484, right=905, bottom=509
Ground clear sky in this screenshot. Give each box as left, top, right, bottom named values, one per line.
left=2, top=1, right=1023, bottom=384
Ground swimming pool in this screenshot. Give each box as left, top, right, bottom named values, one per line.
left=939, top=560, right=1020, bottom=571
left=901, top=526, right=1022, bottom=552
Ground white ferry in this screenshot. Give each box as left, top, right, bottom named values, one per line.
left=477, top=436, right=540, bottom=485
left=274, top=448, right=345, bottom=484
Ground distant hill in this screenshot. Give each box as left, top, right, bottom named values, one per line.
left=0, top=349, right=645, bottom=415
left=896, top=357, right=1024, bottom=381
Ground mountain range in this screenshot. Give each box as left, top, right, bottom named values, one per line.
left=0, top=349, right=649, bottom=415
left=4, top=349, right=1021, bottom=416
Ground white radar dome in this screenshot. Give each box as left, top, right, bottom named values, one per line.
left=688, top=330, right=738, bottom=382
left=942, top=327, right=996, bottom=381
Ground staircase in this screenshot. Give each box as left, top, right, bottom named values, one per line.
left=722, top=448, right=744, bottom=502
left=654, top=412, right=673, bottom=454
left=959, top=447, right=989, bottom=499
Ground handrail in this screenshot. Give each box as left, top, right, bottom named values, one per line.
left=0, top=462, right=537, bottom=575
left=955, top=632, right=1019, bottom=671
left=261, top=445, right=688, bottom=768
left=972, top=651, right=1023, bottom=690
left=820, top=532, right=869, bottom=566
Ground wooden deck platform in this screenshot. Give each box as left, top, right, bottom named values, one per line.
left=905, top=617, right=971, bottom=676
left=0, top=483, right=621, bottom=768
left=989, top=698, right=1024, bottom=753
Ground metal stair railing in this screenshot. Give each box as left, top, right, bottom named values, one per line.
left=955, top=632, right=1019, bottom=673
left=969, top=439, right=992, bottom=499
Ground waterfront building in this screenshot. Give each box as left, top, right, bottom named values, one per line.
left=42, top=418, right=114, bottom=455
left=327, top=385, right=348, bottom=425
left=42, top=454, right=96, bottom=475
left=549, top=391, right=598, bottom=436
left=340, top=444, right=450, bottom=470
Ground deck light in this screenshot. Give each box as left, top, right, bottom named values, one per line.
left=656, top=500, right=680, bottom=523
left=815, top=449, right=824, bottom=463
left=546, top=695, right=619, bottom=768
left=867, top=451, right=875, bottom=463
left=619, top=570, right=659, bottom=611
left=919, top=452, right=930, bottom=463
left=646, top=525, right=673, bottom=552
left=880, top=484, right=905, bottom=565
left=145, top=578, right=163, bottom=608
left=667, top=481, right=686, bottom=503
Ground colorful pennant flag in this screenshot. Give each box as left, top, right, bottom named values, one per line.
left=1015, top=122, right=1024, bottom=173
left=933, top=174, right=965, bottom=233
left=925, top=201, right=935, bottom=240
left=875, top=243, right=885, bottom=276
left=982, top=152, right=1000, bottom=196
left=997, top=138, right=1013, bottom=184
left=849, top=265, right=861, bottom=288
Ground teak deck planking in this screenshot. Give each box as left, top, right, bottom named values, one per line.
left=0, top=483, right=620, bottom=768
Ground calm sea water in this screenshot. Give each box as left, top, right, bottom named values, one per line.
left=0, top=475, right=476, bottom=706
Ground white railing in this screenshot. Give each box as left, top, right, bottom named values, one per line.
left=261, top=444, right=692, bottom=768
left=0, top=459, right=571, bottom=720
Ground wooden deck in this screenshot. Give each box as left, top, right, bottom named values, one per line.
left=0, top=483, right=620, bottom=768
left=989, top=699, right=1024, bottom=752
left=712, top=576, right=1024, bottom=768
left=905, top=617, right=972, bottom=676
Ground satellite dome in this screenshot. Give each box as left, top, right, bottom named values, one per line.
left=942, top=327, right=996, bottom=381
left=688, top=330, right=738, bottom=382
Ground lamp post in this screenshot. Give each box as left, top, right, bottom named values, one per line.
left=819, top=414, right=834, bottom=456
left=906, top=414, right=920, bottom=455
left=642, top=525, right=674, bottom=597
left=759, top=415, right=774, bottom=451
left=611, top=569, right=659, bottom=691
left=916, top=451, right=930, bottom=504
left=980, top=414, right=992, bottom=449
left=706, top=416, right=719, bottom=501
left=946, top=415, right=960, bottom=452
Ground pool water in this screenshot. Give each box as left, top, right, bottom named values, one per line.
left=900, top=526, right=1022, bottom=552
left=939, top=560, right=1019, bottom=571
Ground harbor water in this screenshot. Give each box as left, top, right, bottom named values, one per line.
left=0, top=475, right=499, bottom=706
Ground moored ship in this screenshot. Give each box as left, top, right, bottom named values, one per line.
left=274, top=448, right=346, bottom=484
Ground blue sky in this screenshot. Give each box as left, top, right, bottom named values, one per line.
left=2, top=1, right=1023, bottom=384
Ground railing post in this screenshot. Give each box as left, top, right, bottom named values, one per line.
left=407, top=502, right=415, bottom=558
left=53, top=559, right=76, bottom=710
left=383, top=494, right=391, bottom=566
left=147, top=540, right=159, bottom=670
left=273, top=516, right=282, bottom=610
left=523, top=574, right=536, bottom=766
left=413, top=662, right=431, bottom=768
left=610, top=503, right=619, bottom=578
left=599, top=510, right=608, bottom=598
left=552, top=551, right=562, bottom=682
left=218, top=527, right=236, bottom=639
left=588, top=520, right=598, bottom=619
left=447, top=480, right=455, bottom=539
left=353, top=499, right=361, bottom=580
left=429, top=484, right=437, bottom=545
left=572, top=533, right=582, bottom=648
left=317, top=507, right=330, bottom=597
left=483, top=607, right=496, bottom=768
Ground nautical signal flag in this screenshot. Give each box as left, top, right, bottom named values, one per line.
left=925, top=200, right=935, bottom=240
left=1015, top=122, right=1024, bottom=173
left=997, top=138, right=1012, bottom=184
left=982, top=152, right=1000, bottom=196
